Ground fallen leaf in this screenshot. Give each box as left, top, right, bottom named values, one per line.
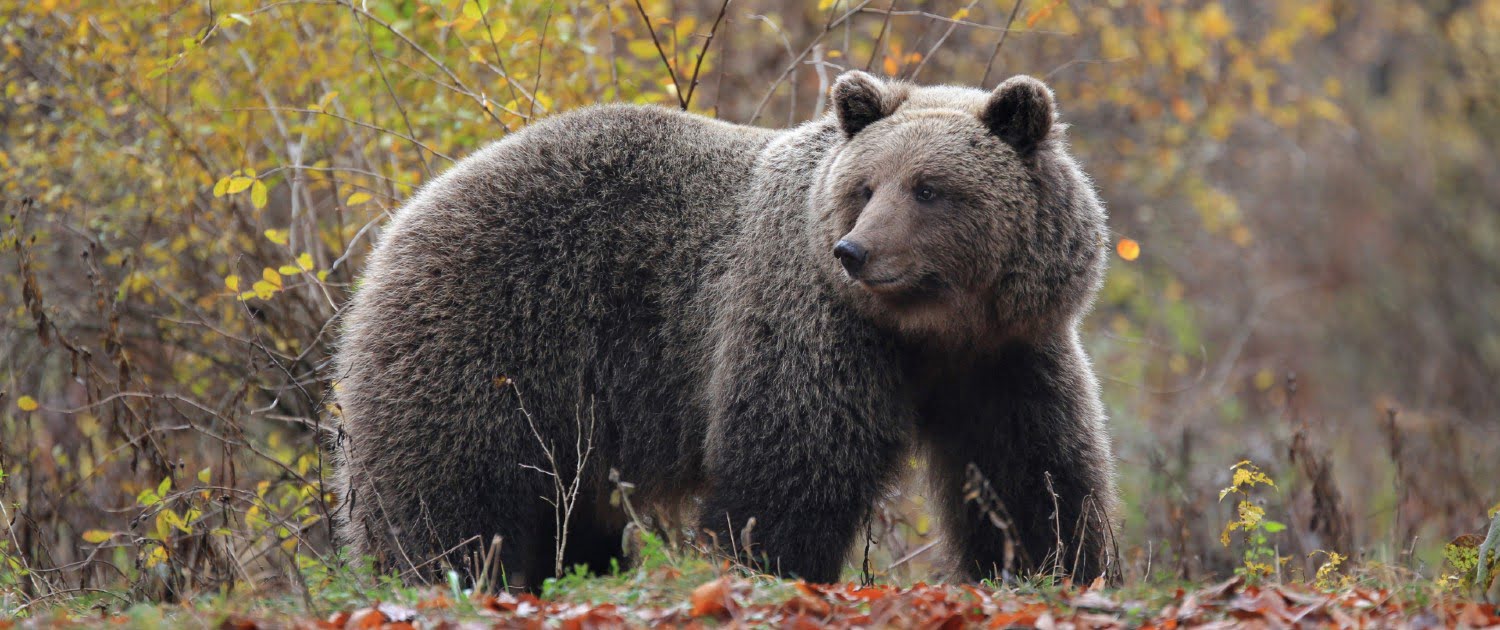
left=690, top=577, right=732, bottom=617
left=783, top=593, right=831, bottom=617
left=344, top=608, right=385, bottom=629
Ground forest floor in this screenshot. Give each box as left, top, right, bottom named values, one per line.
left=8, top=550, right=1498, bottom=629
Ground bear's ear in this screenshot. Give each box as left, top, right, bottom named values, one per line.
left=980, top=75, right=1055, bottom=154
left=831, top=70, right=896, bottom=138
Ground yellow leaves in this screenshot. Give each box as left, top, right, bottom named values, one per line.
left=627, top=40, right=660, bottom=61
left=1220, top=461, right=1276, bottom=501
left=1237, top=500, right=1265, bottom=529
left=242, top=268, right=282, bottom=301
left=1254, top=368, right=1277, bottom=391
left=461, top=0, right=488, bottom=21
left=1220, top=500, right=1267, bottom=545
left=17, top=395, right=38, bottom=411
left=143, top=545, right=168, bottom=568
left=1190, top=185, right=1242, bottom=235
left=214, top=169, right=267, bottom=208
left=233, top=255, right=314, bottom=301
left=250, top=180, right=268, bottom=209
left=249, top=269, right=282, bottom=300
left=1196, top=3, right=1234, bottom=40
left=273, top=252, right=319, bottom=282
left=1219, top=461, right=1279, bottom=549
left=1322, top=77, right=1342, bottom=98
left=82, top=530, right=114, bottom=544
left=1116, top=238, right=1141, bottom=261
left=1098, top=25, right=1138, bottom=62
left=221, top=176, right=252, bottom=196
left=264, top=229, right=289, bottom=245
left=346, top=191, right=372, bottom=206
left=218, top=13, right=253, bottom=29
left=1312, top=551, right=1349, bottom=591
left=306, top=91, right=340, bottom=112
left=1306, top=97, right=1346, bottom=125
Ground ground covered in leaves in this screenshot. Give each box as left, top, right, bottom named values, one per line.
left=9, top=574, right=1498, bottom=629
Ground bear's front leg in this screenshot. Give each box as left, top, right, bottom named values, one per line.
left=922, top=337, right=1118, bottom=583
left=698, top=311, right=913, bottom=582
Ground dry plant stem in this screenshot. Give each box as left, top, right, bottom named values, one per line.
left=528, top=7, right=553, bottom=121
left=981, top=0, right=1026, bottom=87
left=473, top=3, right=525, bottom=111
left=225, top=107, right=455, bottom=163
left=906, top=0, right=980, bottom=81
left=861, top=518, right=874, bottom=587
left=1382, top=407, right=1410, bottom=565
left=682, top=0, right=733, bottom=111
left=514, top=385, right=597, bottom=578
left=255, top=0, right=506, bottom=128
left=963, top=463, right=1027, bottom=577
left=747, top=0, right=873, bottom=125
left=396, top=535, right=483, bottom=581
left=887, top=538, right=942, bottom=571
left=865, top=0, right=897, bottom=72
left=1479, top=511, right=1500, bottom=600
left=1045, top=471, right=1063, bottom=578
left=345, top=1, right=440, bottom=175
left=631, top=0, right=686, bottom=109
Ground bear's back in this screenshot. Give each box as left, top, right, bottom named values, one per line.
left=334, top=105, right=780, bottom=519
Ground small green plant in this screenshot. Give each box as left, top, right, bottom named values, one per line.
left=1218, top=460, right=1285, bottom=583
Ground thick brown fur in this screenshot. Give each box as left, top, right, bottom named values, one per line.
left=332, top=71, right=1117, bottom=589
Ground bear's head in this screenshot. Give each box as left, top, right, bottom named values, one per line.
left=811, top=70, right=1107, bottom=349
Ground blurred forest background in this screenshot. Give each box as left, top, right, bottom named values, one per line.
left=2, top=0, right=1498, bottom=608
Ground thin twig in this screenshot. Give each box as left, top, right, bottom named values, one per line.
left=865, top=0, right=898, bottom=72
left=682, top=0, right=733, bottom=111
left=907, top=0, right=980, bottom=81
left=222, top=107, right=454, bottom=162
left=982, top=0, right=1026, bottom=87
left=632, top=0, right=686, bottom=109
left=747, top=0, right=873, bottom=125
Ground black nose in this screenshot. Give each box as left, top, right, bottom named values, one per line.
left=833, top=239, right=868, bottom=275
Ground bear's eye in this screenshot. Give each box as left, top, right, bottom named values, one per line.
left=913, top=185, right=937, bottom=202
left=860, top=184, right=875, bottom=200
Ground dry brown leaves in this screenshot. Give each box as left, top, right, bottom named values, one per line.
left=40, top=577, right=1500, bottom=629
left=314, top=578, right=1495, bottom=628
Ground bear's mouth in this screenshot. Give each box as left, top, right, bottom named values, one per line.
left=858, top=271, right=946, bottom=298
left=860, top=275, right=906, bottom=288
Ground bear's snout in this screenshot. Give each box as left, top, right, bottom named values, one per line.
left=833, top=239, right=869, bottom=276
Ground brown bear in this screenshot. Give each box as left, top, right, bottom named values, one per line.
left=331, top=70, right=1117, bottom=589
